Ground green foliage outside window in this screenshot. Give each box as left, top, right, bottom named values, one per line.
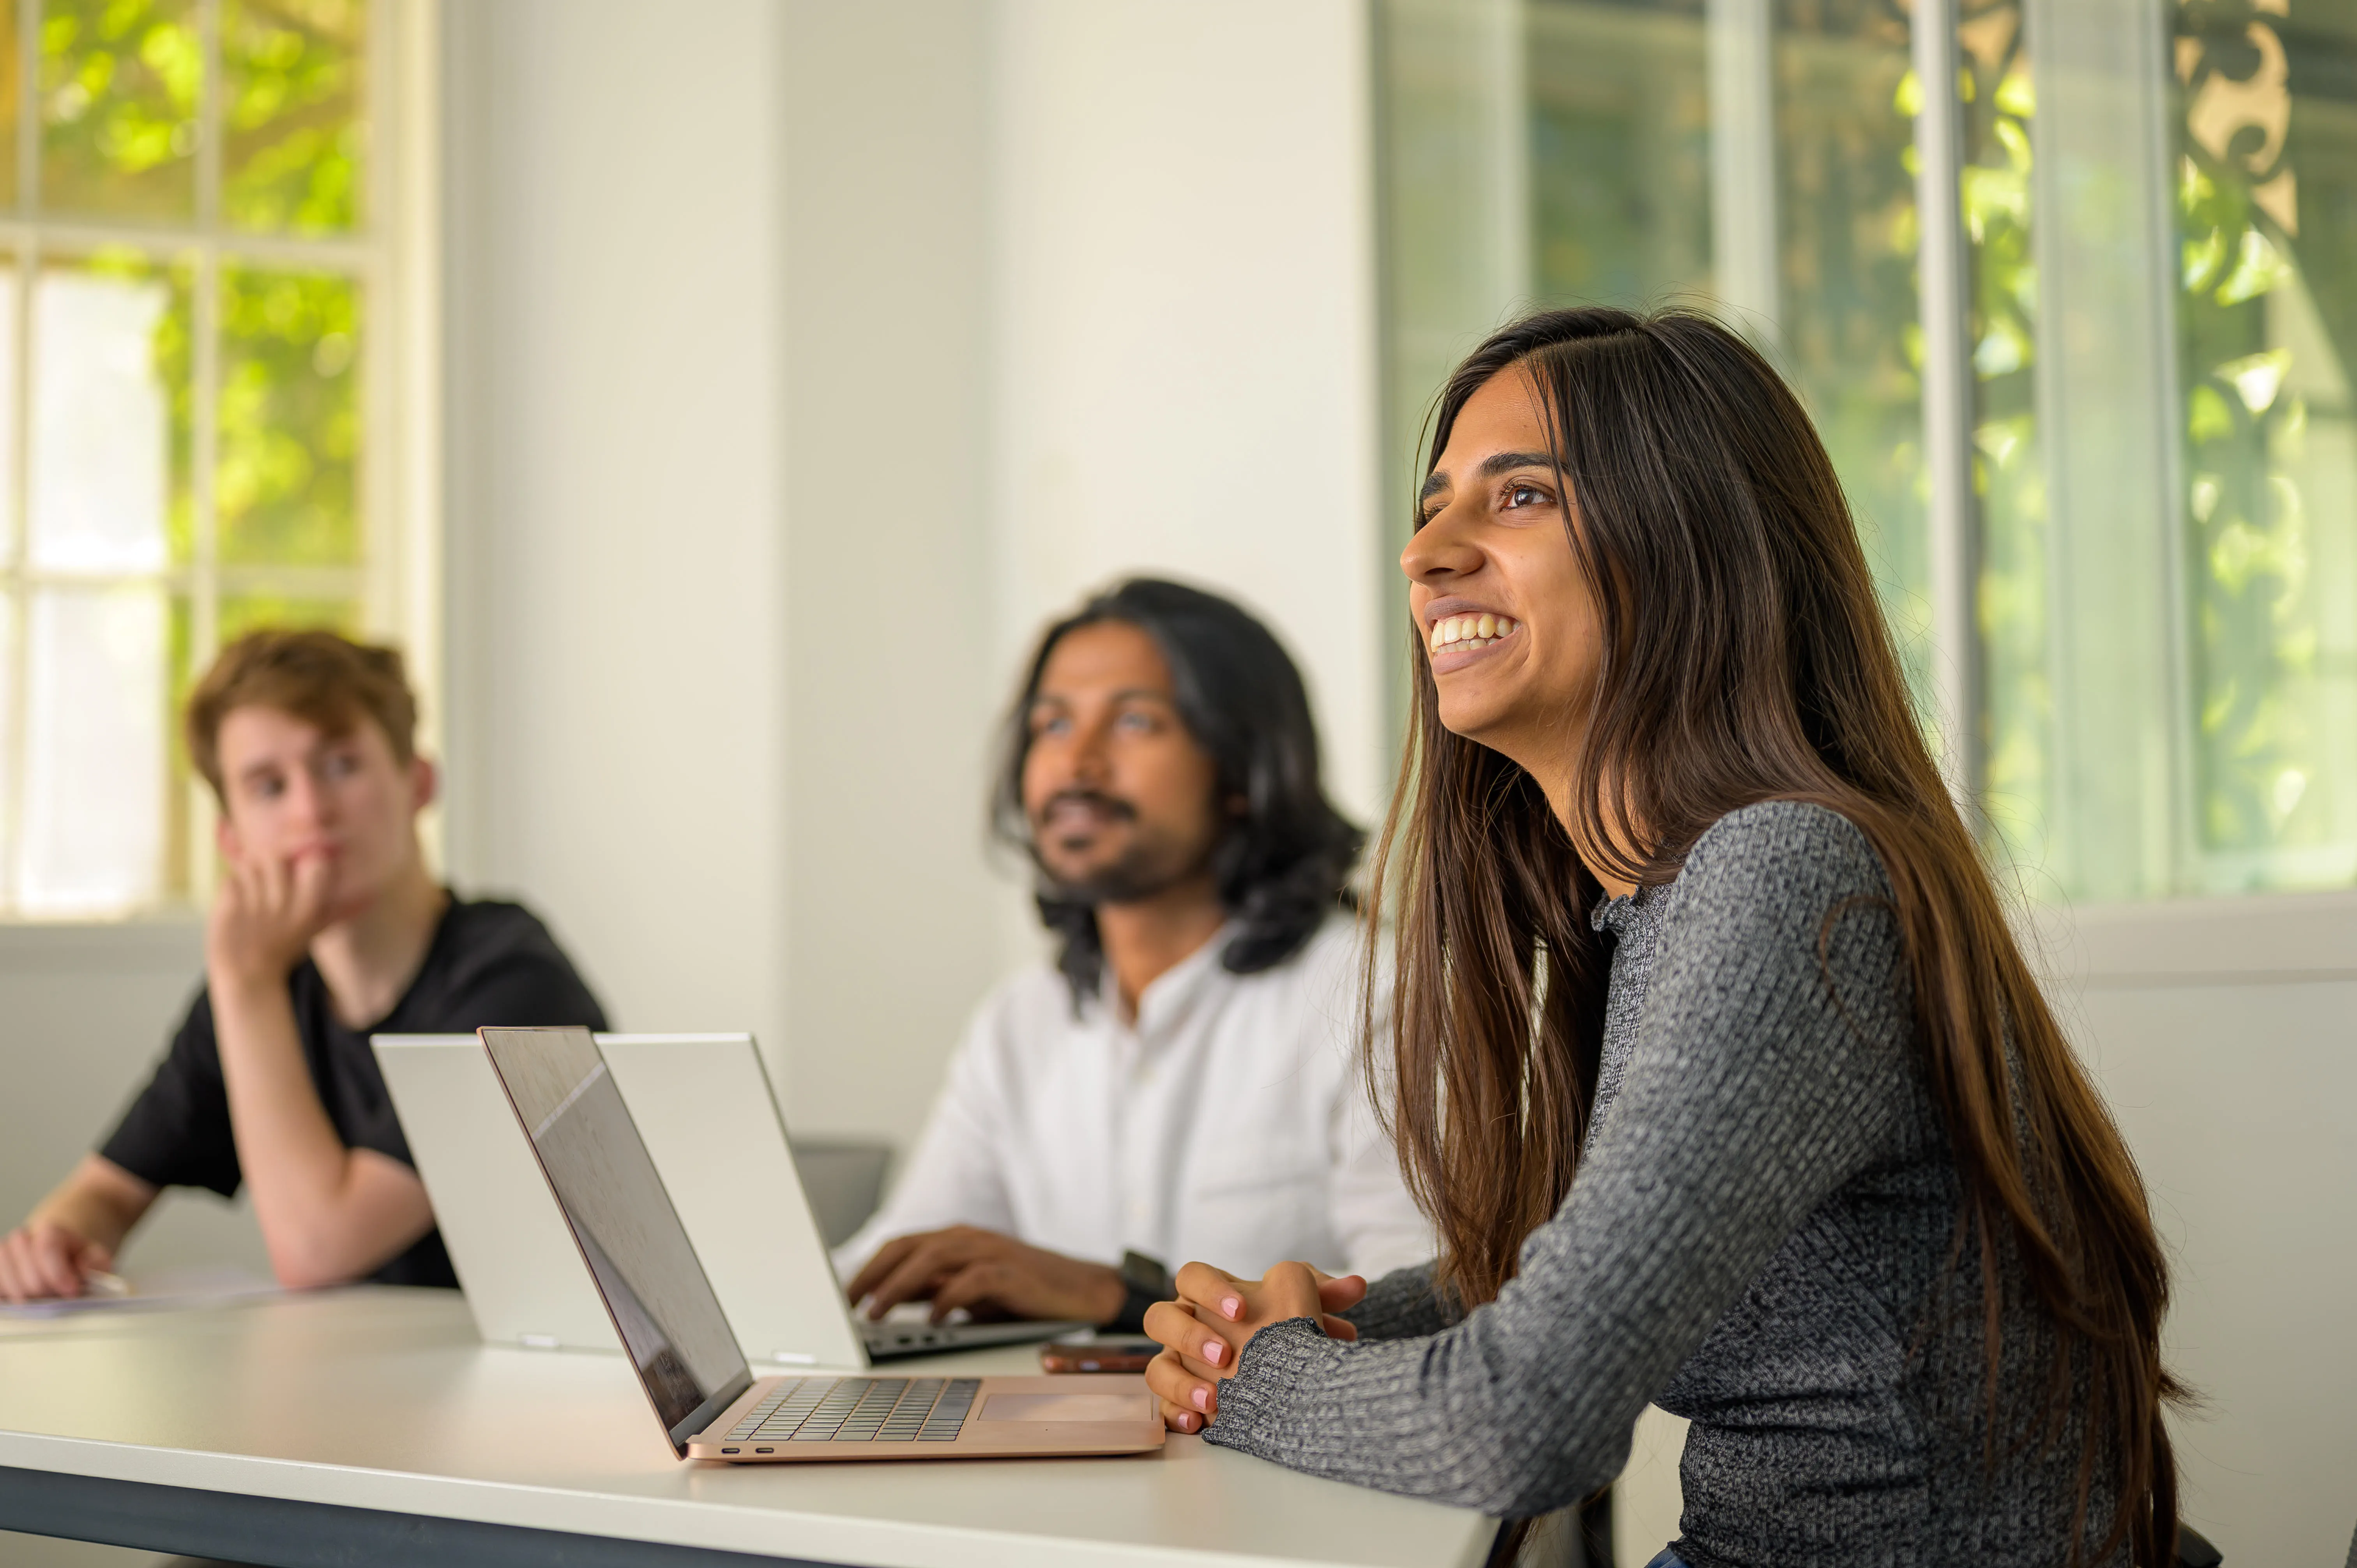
left=39, top=0, right=201, bottom=221
left=1771, top=0, right=1928, bottom=708
left=219, top=265, right=362, bottom=566
left=224, top=0, right=364, bottom=233
left=1948, top=4, right=2051, bottom=868
left=2174, top=0, right=2357, bottom=882
left=1956, top=0, right=2357, bottom=890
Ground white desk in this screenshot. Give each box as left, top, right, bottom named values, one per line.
left=0, top=1288, right=1497, bottom=1568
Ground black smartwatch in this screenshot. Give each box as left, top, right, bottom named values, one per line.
left=1110, top=1249, right=1173, bottom=1334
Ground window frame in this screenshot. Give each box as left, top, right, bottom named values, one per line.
left=0, top=0, right=442, bottom=930
left=1375, top=0, right=2357, bottom=927
left=2030, top=888, right=2357, bottom=986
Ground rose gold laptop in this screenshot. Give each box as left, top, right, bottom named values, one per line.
left=479, top=1026, right=1164, bottom=1464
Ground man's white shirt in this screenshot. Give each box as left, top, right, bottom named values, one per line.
left=834, top=916, right=1433, bottom=1285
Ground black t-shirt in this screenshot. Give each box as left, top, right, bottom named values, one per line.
left=99, top=896, right=609, bottom=1289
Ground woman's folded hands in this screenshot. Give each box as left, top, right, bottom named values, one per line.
left=1142, top=1259, right=1368, bottom=1433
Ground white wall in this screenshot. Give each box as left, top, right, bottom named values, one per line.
left=440, top=0, right=790, bottom=1069
left=2039, top=897, right=2357, bottom=1561
left=774, top=0, right=1013, bottom=1146
left=989, top=0, right=1390, bottom=830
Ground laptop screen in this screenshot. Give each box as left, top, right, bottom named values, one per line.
left=480, top=1026, right=751, bottom=1451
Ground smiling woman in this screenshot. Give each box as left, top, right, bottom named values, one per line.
left=1143, top=307, right=2188, bottom=1568
left=1404, top=379, right=1613, bottom=846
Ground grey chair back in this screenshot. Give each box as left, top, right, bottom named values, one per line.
left=788, top=1139, right=892, bottom=1248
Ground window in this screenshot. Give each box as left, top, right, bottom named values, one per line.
left=0, top=0, right=424, bottom=920
left=1378, top=0, right=2357, bottom=902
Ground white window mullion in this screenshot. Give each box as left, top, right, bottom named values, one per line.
left=387, top=0, right=442, bottom=773
left=0, top=219, right=368, bottom=270
left=199, top=0, right=223, bottom=230
left=1705, top=0, right=1781, bottom=349
left=187, top=0, right=226, bottom=907
left=1910, top=0, right=1981, bottom=806
left=361, top=0, right=398, bottom=644
left=13, top=0, right=32, bottom=208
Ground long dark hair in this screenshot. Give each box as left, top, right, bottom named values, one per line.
left=1366, top=307, right=2180, bottom=1563
left=994, top=577, right=1364, bottom=1002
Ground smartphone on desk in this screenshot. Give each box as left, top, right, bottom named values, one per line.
left=1040, top=1336, right=1161, bottom=1374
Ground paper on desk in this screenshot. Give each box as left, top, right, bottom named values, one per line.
left=0, top=1264, right=282, bottom=1318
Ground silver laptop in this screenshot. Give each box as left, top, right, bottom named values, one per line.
left=372, top=1031, right=1084, bottom=1363
left=479, top=1025, right=1161, bottom=1464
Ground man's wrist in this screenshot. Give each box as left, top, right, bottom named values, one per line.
left=1089, top=1265, right=1130, bottom=1326
left=1108, top=1250, right=1173, bottom=1333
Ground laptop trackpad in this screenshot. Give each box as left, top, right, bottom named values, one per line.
left=980, top=1393, right=1150, bottom=1423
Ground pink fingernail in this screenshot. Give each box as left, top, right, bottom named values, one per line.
left=1221, top=1296, right=1242, bottom=1319
left=1202, top=1338, right=1224, bottom=1365
left=1191, top=1386, right=1210, bottom=1411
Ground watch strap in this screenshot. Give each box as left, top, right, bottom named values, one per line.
left=1111, top=1249, right=1173, bottom=1334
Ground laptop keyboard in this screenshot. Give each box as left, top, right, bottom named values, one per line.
left=719, top=1377, right=980, bottom=1450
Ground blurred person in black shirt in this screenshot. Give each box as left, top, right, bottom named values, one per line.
left=0, top=630, right=606, bottom=1301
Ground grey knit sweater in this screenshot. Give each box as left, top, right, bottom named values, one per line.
left=1204, top=802, right=2120, bottom=1567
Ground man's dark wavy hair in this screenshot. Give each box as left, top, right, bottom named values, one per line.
left=991, top=577, right=1365, bottom=1005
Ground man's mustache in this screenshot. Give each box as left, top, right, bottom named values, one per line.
left=1034, top=789, right=1137, bottom=826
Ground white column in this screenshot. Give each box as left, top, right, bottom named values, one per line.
left=1910, top=0, right=1979, bottom=800
left=988, top=0, right=1388, bottom=829
left=1707, top=0, right=1781, bottom=346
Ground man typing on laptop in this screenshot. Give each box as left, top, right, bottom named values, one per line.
left=0, top=630, right=608, bottom=1303
left=837, top=580, right=1429, bottom=1333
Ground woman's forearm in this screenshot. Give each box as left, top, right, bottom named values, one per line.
left=1339, top=1261, right=1457, bottom=1340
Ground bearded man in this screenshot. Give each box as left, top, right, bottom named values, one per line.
left=837, top=579, right=1428, bottom=1333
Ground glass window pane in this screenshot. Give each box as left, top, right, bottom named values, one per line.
left=218, top=263, right=362, bottom=566
left=38, top=0, right=201, bottom=222
left=2176, top=0, right=2357, bottom=891
left=28, top=251, right=194, bottom=573
left=217, top=588, right=360, bottom=645
left=1772, top=0, right=1928, bottom=712
left=1528, top=0, right=1714, bottom=307
left=1956, top=4, right=2048, bottom=871
left=21, top=584, right=166, bottom=915
left=223, top=0, right=366, bottom=234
